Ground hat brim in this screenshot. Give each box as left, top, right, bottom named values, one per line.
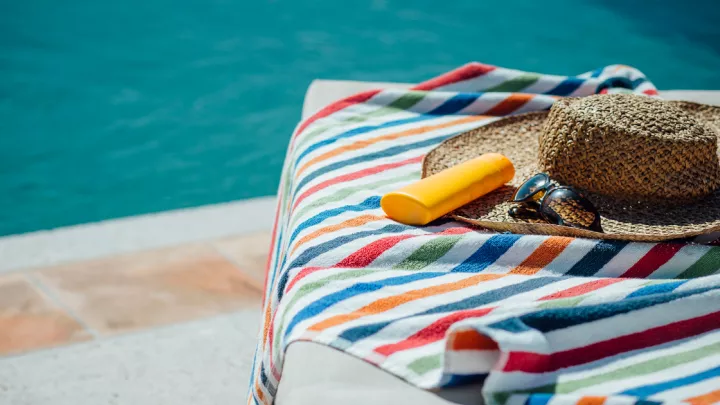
left=422, top=101, right=720, bottom=241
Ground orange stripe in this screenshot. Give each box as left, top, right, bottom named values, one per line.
left=296, top=115, right=488, bottom=176
left=485, top=93, right=534, bottom=116
left=308, top=273, right=504, bottom=331
left=686, top=389, right=720, bottom=405
left=613, top=65, right=629, bottom=72
left=576, top=396, right=607, bottom=405
left=262, top=305, right=272, bottom=345
left=255, top=385, right=265, bottom=403
left=509, top=236, right=573, bottom=275
left=451, top=329, right=499, bottom=351
left=290, top=214, right=385, bottom=255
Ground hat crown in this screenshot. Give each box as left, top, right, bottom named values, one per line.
left=538, top=94, right=720, bottom=202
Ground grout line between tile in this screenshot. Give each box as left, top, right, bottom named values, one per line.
left=206, top=242, right=265, bottom=293
left=23, top=273, right=101, bottom=339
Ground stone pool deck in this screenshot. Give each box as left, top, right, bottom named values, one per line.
left=0, top=197, right=275, bottom=404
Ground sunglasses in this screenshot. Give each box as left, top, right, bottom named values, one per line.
left=509, top=173, right=603, bottom=233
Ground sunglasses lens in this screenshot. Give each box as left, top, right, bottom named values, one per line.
left=541, top=188, right=602, bottom=232
left=508, top=205, right=540, bottom=219
left=512, top=174, right=550, bottom=203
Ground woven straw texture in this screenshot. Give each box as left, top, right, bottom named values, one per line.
left=423, top=99, right=720, bottom=241
left=539, top=94, right=720, bottom=202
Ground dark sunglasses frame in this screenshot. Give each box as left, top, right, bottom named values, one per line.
left=509, top=173, right=603, bottom=233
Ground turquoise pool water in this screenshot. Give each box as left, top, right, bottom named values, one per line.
left=1, top=1, right=718, bottom=236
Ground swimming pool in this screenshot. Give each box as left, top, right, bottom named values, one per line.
left=1, top=0, right=718, bottom=236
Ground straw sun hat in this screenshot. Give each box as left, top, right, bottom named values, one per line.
left=422, top=94, right=720, bottom=241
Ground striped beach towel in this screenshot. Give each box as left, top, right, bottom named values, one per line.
left=248, top=63, right=720, bottom=405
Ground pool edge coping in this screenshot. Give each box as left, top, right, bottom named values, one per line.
left=0, top=196, right=276, bottom=273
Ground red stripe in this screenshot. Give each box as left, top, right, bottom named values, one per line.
left=294, top=63, right=496, bottom=138
left=338, top=234, right=416, bottom=267
left=620, top=243, right=683, bottom=279
left=539, top=278, right=624, bottom=301
left=292, top=155, right=423, bottom=209
left=285, top=266, right=323, bottom=293
left=286, top=228, right=468, bottom=290
left=263, top=194, right=284, bottom=296
left=338, top=227, right=470, bottom=268
left=643, top=89, right=659, bottom=96
left=294, top=89, right=381, bottom=138
left=413, top=63, right=497, bottom=91
left=374, top=307, right=495, bottom=357
left=441, top=227, right=475, bottom=235
left=503, top=310, right=720, bottom=373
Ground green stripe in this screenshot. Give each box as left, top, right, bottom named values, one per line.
left=491, top=392, right=512, bottom=405
left=557, top=339, right=720, bottom=393
left=273, top=269, right=374, bottom=353
left=502, top=340, right=720, bottom=396
left=484, top=73, right=541, bottom=93
left=344, top=115, right=367, bottom=123
left=290, top=171, right=419, bottom=228
left=387, top=91, right=427, bottom=110
left=677, top=247, right=720, bottom=279
left=394, top=235, right=464, bottom=270
left=408, top=353, right=442, bottom=375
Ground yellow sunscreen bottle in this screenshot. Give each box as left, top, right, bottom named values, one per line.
left=381, top=153, right=514, bottom=225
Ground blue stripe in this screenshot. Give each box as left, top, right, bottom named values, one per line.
left=280, top=194, right=380, bottom=275
left=427, top=93, right=481, bottom=115
left=294, top=133, right=453, bottom=194
left=294, top=92, right=483, bottom=168
left=294, top=115, right=434, bottom=168
left=267, top=189, right=295, bottom=293
left=626, top=280, right=686, bottom=299
left=288, top=223, right=408, bottom=269
left=268, top=222, right=284, bottom=291
left=564, top=240, right=628, bottom=277
left=289, top=196, right=380, bottom=244
left=276, top=223, right=409, bottom=298
left=489, top=286, right=717, bottom=334
left=621, top=364, right=720, bottom=397
left=451, top=234, right=522, bottom=273
left=590, top=67, right=604, bottom=78
left=259, top=367, right=277, bottom=396
left=276, top=195, right=384, bottom=294
left=443, top=373, right=487, bottom=387
left=545, top=77, right=584, bottom=96
left=424, top=276, right=560, bottom=315
left=631, top=77, right=647, bottom=89
left=634, top=401, right=663, bottom=405
left=284, top=271, right=445, bottom=337
left=525, top=394, right=552, bottom=405
left=336, top=276, right=560, bottom=344
left=248, top=348, right=258, bottom=394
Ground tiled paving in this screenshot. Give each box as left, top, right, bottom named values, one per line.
left=0, top=232, right=269, bottom=356
left=212, top=231, right=272, bottom=287
left=0, top=310, right=260, bottom=405
left=0, top=275, right=91, bottom=355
